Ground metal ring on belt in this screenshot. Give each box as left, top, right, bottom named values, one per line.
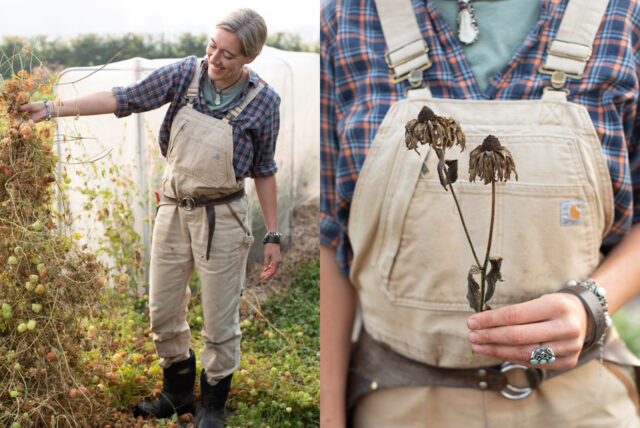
left=179, top=196, right=197, bottom=211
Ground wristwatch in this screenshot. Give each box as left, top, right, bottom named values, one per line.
left=262, top=231, right=283, bottom=245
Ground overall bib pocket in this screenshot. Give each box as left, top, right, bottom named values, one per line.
left=168, top=118, right=234, bottom=189
left=163, top=106, right=238, bottom=198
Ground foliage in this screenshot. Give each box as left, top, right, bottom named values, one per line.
left=227, top=260, right=320, bottom=427
left=266, top=32, right=318, bottom=53
left=75, top=159, right=146, bottom=291
left=613, top=308, right=640, bottom=358
left=1, top=32, right=318, bottom=78
left=0, top=70, right=107, bottom=427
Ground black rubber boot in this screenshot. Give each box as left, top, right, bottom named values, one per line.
left=194, top=370, right=233, bottom=428
left=134, top=349, right=196, bottom=419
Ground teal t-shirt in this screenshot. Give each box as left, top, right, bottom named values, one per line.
left=202, top=74, right=247, bottom=112
left=432, top=0, right=540, bottom=92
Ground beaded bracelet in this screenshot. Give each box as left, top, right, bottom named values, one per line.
left=563, top=278, right=611, bottom=364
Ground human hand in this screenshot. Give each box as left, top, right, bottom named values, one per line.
left=260, top=243, right=281, bottom=280
left=19, top=101, right=48, bottom=123
left=466, top=293, right=588, bottom=370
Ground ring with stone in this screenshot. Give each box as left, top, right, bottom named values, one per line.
left=530, top=345, right=555, bottom=365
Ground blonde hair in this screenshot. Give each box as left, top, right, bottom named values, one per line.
left=216, top=8, right=267, bottom=58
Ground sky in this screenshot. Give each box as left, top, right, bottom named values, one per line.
left=0, top=0, right=319, bottom=44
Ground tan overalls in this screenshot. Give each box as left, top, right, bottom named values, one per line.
left=149, top=61, right=262, bottom=385
left=347, top=0, right=640, bottom=425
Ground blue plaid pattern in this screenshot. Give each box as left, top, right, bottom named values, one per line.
left=321, top=0, right=640, bottom=274
left=113, top=56, right=280, bottom=178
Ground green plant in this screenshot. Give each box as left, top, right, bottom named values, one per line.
left=75, top=158, right=146, bottom=291
left=227, top=260, right=319, bottom=427
left=612, top=308, right=640, bottom=358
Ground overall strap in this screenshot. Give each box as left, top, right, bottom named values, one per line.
left=225, top=78, right=265, bottom=120
left=374, top=0, right=432, bottom=88
left=184, top=58, right=205, bottom=105
left=540, top=0, right=610, bottom=97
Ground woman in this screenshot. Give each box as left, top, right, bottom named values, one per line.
left=22, top=8, right=282, bottom=427
left=321, top=0, right=640, bottom=427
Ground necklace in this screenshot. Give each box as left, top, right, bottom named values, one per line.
left=212, top=68, right=245, bottom=105
left=456, top=0, right=479, bottom=45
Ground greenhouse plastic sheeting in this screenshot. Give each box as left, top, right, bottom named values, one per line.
left=54, top=46, right=319, bottom=271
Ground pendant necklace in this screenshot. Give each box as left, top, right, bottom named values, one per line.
left=213, top=68, right=245, bottom=105
left=456, top=0, right=479, bottom=45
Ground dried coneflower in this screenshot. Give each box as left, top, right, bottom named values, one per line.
left=466, top=135, right=516, bottom=312
left=406, top=106, right=466, bottom=190
left=469, top=135, right=517, bottom=184
left=405, top=106, right=465, bottom=156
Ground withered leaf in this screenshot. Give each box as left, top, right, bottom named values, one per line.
left=484, top=257, right=503, bottom=304
left=445, top=159, right=458, bottom=184
left=466, top=265, right=482, bottom=312
left=437, top=159, right=449, bottom=190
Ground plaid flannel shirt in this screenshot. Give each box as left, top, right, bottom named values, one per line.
left=321, top=0, right=640, bottom=274
left=113, top=56, right=280, bottom=178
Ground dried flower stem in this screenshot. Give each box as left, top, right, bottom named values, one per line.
left=447, top=180, right=481, bottom=268
left=478, top=181, right=496, bottom=312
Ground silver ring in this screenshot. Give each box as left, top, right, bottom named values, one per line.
left=530, top=345, right=555, bottom=365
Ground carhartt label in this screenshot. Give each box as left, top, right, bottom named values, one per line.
left=561, top=200, right=583, bottom=226
left=212, top=151, right=222, bottom=160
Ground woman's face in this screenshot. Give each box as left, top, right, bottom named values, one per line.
left=206, top=28, right=256, bottom=88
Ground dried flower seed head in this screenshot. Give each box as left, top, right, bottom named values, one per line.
left=405, top=106, right=465, bottom=155
left=469, top=135, right=518, bottom=184
left=479, top=135, right=501, bottom=152
left=417, top=106, right=436, bottom=122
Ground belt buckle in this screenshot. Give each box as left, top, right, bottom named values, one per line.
left=499, top=362, right=539, bottom=400
left=180, top=196, right=196, bottom=211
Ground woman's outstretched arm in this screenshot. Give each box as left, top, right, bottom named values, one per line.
left=20, top=91, right=118, bottom=123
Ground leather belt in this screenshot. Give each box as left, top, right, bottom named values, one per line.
left=347, top=329, right=600, bottom=414
left=159, top=189, right=245, bottom=260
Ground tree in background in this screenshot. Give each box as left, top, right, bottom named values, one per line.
left=0, top=32, right=318, bottom=78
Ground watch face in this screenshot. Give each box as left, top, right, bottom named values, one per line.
left=263, top=232, right=282, bottom=244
